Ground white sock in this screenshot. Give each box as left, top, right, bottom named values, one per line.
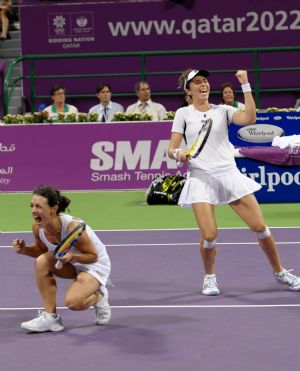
left=44, top=312, right=58, bottom=319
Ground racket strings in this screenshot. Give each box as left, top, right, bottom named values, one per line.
left=188, top=139, right=201, bottom=156
left=189, top=118, right=213, bottom=158
left=54, top=223, right=86, bottom=257
left=176, top=118, right=213, bottom=168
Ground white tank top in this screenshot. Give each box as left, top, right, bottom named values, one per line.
left=39, top=213, right=110, bottom=263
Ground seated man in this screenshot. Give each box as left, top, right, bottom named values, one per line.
left=43, top=85, right=78, bottom=122
left=126, top=81, right=167, bottom=121
left=88, top=83, right=124, bottom=122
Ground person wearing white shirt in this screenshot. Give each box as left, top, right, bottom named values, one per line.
left=126, top=80, right=167, bottom=121
left=43, top=85, right=78, bottom=122
left=168, top=68, right=300, bottom=296
left=12, top=185, right=111, bottom=332
left=88, top=83, right=124, bottom=123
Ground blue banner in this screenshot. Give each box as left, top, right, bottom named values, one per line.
left=236, top=158, right=300, bottom=203
left=230, top=112, right=300, bottom=202
left=229, top=112, right=300, bottom=147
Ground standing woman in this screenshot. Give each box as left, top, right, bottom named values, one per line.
left=168, top=69, right=300, bottom=295
left=0, top=0, right=12, bottom=41
left=12, top=185, right=111, bottom=332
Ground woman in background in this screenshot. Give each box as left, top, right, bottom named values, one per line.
left=221, top=82, right=245, bottom=110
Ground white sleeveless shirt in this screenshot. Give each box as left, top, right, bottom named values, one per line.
left=39, top=213, right=110, bottom=264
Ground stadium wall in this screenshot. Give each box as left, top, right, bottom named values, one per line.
left=18, top=0, right=300, bottom=111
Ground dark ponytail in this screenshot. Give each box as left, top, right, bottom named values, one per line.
left=33, top=185, right=71, bottom=214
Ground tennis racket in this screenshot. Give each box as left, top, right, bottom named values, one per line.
left=53, top=222, right=86, bottom=269
left=177, top=118, right=213, bottom=168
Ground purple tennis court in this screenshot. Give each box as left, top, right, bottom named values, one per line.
left=1, top=228, right=300, bottom=371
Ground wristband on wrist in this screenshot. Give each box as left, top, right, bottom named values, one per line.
left=173, top=148, right=182, bottom=160
left=241, top=83, right=251, bottom=93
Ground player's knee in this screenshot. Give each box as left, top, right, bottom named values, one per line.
left=65, top=295, right=82, bottom=311
left=202, top=230, right=218, bottom=241
left=34, top=253, right=50, bottom=270
left=203, top=239, right=217, bottom=249
left=252, top=225, right=271, bottom=240
left=202, top=232, right=217, bottom=249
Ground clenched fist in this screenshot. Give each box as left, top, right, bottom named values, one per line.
left=12, top=239, right=26, bottom=254
left=235, top=70, right=248, bottom=85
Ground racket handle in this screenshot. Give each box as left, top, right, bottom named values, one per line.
left=176, top=160, right=184, bottom=168
left=55, top=260, right=63, bottom=270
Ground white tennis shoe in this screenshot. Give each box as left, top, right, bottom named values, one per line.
left=202, top=274, right=220, bottom=296
left=21, top=310, right=64, bottom=332
left=274, top=269, right=300, bottom=291
left=95, top=286, right=111, bottom=325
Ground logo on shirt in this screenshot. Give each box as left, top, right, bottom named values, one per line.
left=237, top=124, right=284, bottom=143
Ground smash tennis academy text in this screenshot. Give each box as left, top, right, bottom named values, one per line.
left=89, top=139, right=300, bottom=192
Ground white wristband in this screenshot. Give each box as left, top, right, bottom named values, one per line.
left=173, top=148, right=182, bottom=160
left=241, top=83, right=252, bottom=93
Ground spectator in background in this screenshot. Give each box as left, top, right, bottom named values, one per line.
left=126, top=80, right=167, bottom=121
left=43, top=85, right=78, bottom=122
left=221, top=82, right=245, bottom=110
left=0, top=0, right=12, bottom=41
left=88, top=83, right=124, bottom=123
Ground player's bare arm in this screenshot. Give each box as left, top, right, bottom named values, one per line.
left=12, top=225, right=48, bottom=258
left=168, top=132, right=188, bottom=163
left=232, top=70, right=256, bottom=126
left=58, top=221, right=98, bottom=265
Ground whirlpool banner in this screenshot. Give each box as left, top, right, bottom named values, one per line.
left=229, top=112, right=300, bottom=146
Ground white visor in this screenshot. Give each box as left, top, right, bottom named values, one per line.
left=183, top=69, right=209, bottom=90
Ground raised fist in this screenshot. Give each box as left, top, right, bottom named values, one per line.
left=235, top=70, right=248, bottom=85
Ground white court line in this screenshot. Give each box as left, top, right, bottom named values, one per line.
left=104, top=241, right=300, bottom=247
left=1, top=226, right=300, bottom=234
left=1, top=241, right=300, bottom=248
left=1, top=304, right=300, bottom=311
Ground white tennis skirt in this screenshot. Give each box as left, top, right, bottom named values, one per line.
left=73, top=258, right=111, bottom=286
left=178, top=167, right=262, bottom=207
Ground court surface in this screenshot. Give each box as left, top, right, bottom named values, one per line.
left=1, top=227, right=300, bottom=371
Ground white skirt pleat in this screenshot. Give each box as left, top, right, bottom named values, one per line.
left=178, top=167, right=262, bottom=207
